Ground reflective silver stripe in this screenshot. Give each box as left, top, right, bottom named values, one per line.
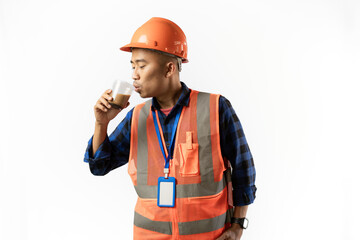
left=134, top=174, right=226, bottom=199
left=134, top=212, right=172, bottom=235
left=196, top=92, right=215, bottom=183
left=178, top=211, right=228, bottom=235
left=136, top=100, right=151, bottom=187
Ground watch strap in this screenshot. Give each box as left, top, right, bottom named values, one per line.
left=231, top=217, right=249, bottom=229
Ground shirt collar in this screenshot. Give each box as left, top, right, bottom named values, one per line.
left=152, top=81, right=191, bottom=111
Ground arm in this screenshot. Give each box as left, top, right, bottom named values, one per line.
left=83, top=89, right=133, bottom=175
left=216, top=96, right=256, bottom=240
left=83, top=108, right=133, bottom=176
left=92, top=122, right=108, bottom=156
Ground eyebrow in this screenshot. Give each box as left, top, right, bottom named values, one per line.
left=130, top=59, right=147, bottom=64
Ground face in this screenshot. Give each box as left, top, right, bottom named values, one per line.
left=131, top=48, right=169, bottom=98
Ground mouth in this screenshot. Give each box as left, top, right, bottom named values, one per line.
left=133, top=83, right=141, bottom=93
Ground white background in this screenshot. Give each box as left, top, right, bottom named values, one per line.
left=1, top=0, right=359, bottom=239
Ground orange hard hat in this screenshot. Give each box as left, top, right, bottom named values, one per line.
left=120, top=17, right=188, bottom=63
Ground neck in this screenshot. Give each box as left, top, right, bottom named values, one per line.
left=156, top=81, right=182, bottom=109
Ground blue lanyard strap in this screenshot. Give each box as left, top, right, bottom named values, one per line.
left=152, top=106, right=182, bottom=172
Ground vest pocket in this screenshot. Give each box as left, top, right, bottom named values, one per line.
left=178, top=143, right=200, bottom=176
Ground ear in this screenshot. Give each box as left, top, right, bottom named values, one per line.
left=165, top=61, right=176, bottom=78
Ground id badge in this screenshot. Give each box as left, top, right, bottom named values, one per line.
left=157, top=177, right=176, bottom=207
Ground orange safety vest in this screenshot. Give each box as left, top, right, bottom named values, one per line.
left=128, top=90, right=234, bottom=240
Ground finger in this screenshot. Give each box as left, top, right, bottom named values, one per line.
left=95, top=102, right=108, bottom=112
left=102, top=91, right=113, bottom=102
left=99, top=97, right=111, bottom=109
left=117, top=101, right=130, bottom=111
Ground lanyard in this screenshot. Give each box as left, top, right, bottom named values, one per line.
left=152, top=106, right=182, bottom=178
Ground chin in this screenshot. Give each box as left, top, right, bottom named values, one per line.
left=139, top=92, right=148, bottom=98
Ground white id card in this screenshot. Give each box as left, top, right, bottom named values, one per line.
left=157, top=177, right=176, bottom=207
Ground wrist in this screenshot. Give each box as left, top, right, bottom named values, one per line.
left=231, top=217, right=249, bottom=229
left=231, top=222, right=242, bottom=231
left=95, top=121, right=109, bottom=128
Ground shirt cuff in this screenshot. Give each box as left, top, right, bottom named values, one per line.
left=83, top=135, right=111, bottom=163
left=233, top=185, right=257, bottom=206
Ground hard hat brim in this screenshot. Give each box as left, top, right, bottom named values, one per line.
left=120, top=43, right=189, bottom=63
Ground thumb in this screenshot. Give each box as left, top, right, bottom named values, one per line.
left=120, top=101, right=130, bottom=110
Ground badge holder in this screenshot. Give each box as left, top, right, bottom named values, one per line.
left=157, top=169, right=176, bottom=207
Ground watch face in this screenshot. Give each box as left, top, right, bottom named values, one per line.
left=243, top=218, right=249, bottom=229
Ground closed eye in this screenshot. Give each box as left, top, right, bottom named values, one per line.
left=131, top=66, right=145, bottom=70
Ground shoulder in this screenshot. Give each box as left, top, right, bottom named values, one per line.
left=193, top=91, right=231, bottom=107
left=193, top=90, right=227, bottom=99
left=131, top=100, right=152, bottom=121
left=191, top=90, right=222, bottom=100
left=219, top=95, right=232, bottom=109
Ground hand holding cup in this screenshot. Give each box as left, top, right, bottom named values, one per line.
left=94, top=80, right=133, bottom=125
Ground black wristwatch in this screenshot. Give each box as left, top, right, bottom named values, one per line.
left=231, top=217, right=249, bottom=229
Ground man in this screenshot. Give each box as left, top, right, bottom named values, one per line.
left=84, top=17, right=256, bottom=240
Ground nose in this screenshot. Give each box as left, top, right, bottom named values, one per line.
left=132, top=68, right=140, bottom=81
